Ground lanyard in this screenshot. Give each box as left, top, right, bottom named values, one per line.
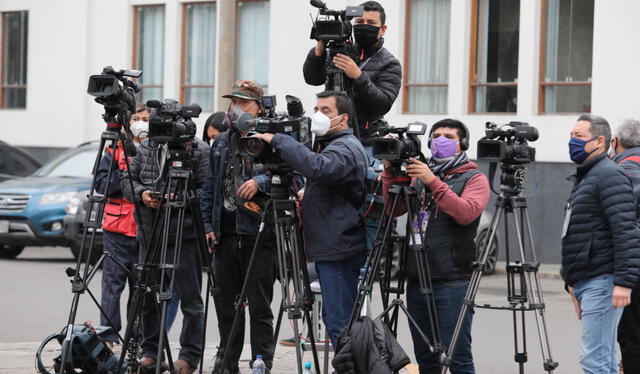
left=358, top=48, right=381, bottom=70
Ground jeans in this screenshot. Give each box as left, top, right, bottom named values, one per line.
left=215, top=233, right=276, bottom=370
left=407, top=280, right=475, bottom=374
left=100, top=230, right=139, bottom=343
left=315, top=252, right=366, bottom=348
left=165, top=291, right=180, bottom=332
left=574, top=274, right=623, bottom=374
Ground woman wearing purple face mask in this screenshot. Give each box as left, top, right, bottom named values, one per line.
left=381, top=118, right=490, bottom=374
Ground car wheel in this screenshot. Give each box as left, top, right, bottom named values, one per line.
left=70, top=243, right=102, bottom=267
left=0, top=244, right=25, bottom=259
left=475, top=229, right=499, bottom=275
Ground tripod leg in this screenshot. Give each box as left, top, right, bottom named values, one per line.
left=441, top=204, right=505, bottom=374
left=513, top=205, right=557, bottom=372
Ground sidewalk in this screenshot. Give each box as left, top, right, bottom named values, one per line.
left=4, top=341, right=419, bottom=374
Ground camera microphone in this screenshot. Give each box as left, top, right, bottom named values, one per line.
left=237, top=113, right=256, bottom=133
left=146, top=99, right=163, bottom=109
left=310, top=0, right=326, bottom=9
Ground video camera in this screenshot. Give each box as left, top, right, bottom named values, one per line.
left=309, top=0, right=364, bottom=43
left=371, top=122, right=428, bottom=162
left=239, top=95, right=310, bottom=170
left=87, top=66, right=142, bottom=126
left=147, top=99, right=202, bottom=145
left=477, top=122, right=538, bottom=164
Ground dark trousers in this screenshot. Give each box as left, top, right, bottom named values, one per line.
left=407, top=280, right=475, bottom=374
left=618, top=285, right=640, bottom=373
left=101, top=230, right=139, bottom=343
left=140, top=234, right=204, bottom=368
left=215, top=233, right=276, bottom=370
left=315, top=252, right=366, bottom=349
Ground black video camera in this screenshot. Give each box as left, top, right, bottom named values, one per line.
left=147, top=99, right=202, bottom=145
left=87, top=66, right=142, bottom=126
left=372, top=122, right=428, bottom=162
left=477, top=122, right=538, bottom=164
left=309, top=0, right=364, bottom=43
left=239, top=95, right=310, bottom=170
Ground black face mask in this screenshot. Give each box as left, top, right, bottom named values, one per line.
left=353, top=24, right=380, bottom=50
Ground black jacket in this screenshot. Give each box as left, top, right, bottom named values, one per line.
left=332, top=316, right=410, bottom=374
left=270, top=129, right=367, bottom=262
left=561, top=153, right=640, bottom=288
left=121, top=139, right=209, bottom=243
left=613, top=147, right=640, bottom=215
left=303, top=41, right=402, bottom=140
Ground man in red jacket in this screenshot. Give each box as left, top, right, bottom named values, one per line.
left=382, top=119, right=489, bottom=374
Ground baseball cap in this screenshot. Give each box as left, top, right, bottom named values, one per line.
left=222, top=80, right=264, bottom=104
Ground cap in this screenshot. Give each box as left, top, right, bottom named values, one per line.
left=222, top=80, right=264, bottom=104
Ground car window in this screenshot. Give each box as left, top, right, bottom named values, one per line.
left=8, top=149, right=39, bottom=176
left=36, top=148, right=96, bottom=178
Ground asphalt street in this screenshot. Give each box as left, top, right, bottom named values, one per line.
left=0, top=246, right=586, bottom=373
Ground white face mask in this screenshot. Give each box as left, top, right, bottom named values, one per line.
left=311, top=111, right=342, bottom=137
left=131, top=120, right=148, bottom=140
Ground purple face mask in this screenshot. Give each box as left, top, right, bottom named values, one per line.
left=430, top=135, right=458, bottom=159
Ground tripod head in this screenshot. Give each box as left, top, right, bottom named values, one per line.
left=488, top=162, right=528, bottom=197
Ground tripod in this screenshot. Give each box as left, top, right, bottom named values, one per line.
left=55, top=118, right=149, bottom=374
left=115, top=145, right=219, bottom=374
left=345, top=170, right=444, bottom=365
left=218, top=171, right=320, bottom=374
left=441, top=163, right=558, bottom=374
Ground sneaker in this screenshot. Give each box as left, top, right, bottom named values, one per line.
left=278, top=337, right=297, bottom=347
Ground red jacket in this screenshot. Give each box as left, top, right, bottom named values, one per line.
left=100, top=147, right=137, bottom=237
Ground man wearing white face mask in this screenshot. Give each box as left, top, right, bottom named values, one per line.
left=252, top=90, right=369, bottom=349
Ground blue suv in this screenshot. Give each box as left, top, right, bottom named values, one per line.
left=0, top=141, right=99, bottom=258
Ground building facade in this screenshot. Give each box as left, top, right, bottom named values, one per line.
left=0, top=0, right=639, bottom=262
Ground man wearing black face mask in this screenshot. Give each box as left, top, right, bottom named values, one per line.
left=303, top=0, right=401, bottom=142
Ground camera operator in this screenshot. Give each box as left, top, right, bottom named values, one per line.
left=200, top=80, right=278, bottom=374
left=121, top=107, right=209, bottom=374
left=563, top=114, right=640, bottom=374
left=304, top=1, right=401, bottom=141
left=381, top=119, right=490, bottom=374
left=94, top=103, right=149, bottom=346
left=251, top=90, right=368, bottom=349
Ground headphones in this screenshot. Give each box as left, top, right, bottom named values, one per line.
left=427, top=120, right=470, bottom=151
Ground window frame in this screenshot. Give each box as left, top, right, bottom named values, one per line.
left=0, top=10, right=28, bottom=110
left=468, top=0, right=519, bottom=114
left=402, top=0, right=450, bottom=114
left=180, top=1, right=216, bottom=109
left=538, top=0, right=593, bottom=114
left=131, top=4, right=165, bottom=98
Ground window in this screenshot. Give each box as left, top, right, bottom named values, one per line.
left=236, top=0, right=270, bottom=88
left=469, top=0, right=519, bottom=113
left=181, top=2, right=217, bottom=112
left=1, top=11, right=28, bottom=109
left=540, top=0, right=593, bottom=113
left=403, top=0, right=450, bottom=113
left=133, top=5, right=165, bottom=104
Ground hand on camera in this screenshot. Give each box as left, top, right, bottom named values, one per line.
left=237, top=179, right=259, bottom=200
left=612, top=286, right=632, bottom=309
left=142, top=190, right=160, bottom=209
left=205, top=232, right=218, bottom=254
left=333, top=54, right=362, bottom=80
left=406, top=158, right=436, bottom=184
left=252, top=133, right=274, bottom=144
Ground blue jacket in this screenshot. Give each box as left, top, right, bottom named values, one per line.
left=271, top=129, right=368, bottom=262
left=561, top=153, right=640, bottom=288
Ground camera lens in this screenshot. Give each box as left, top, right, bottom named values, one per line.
left=244, top=138, right=266, bottom=157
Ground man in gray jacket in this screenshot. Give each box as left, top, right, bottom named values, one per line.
left=121, top=108, right=209, bottom=374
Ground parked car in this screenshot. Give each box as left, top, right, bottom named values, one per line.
left=0, top=140, right=42, bottom=182
left=63, top=192, right=103, bottom=265
left=0, top=141, right=99, bottom=259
